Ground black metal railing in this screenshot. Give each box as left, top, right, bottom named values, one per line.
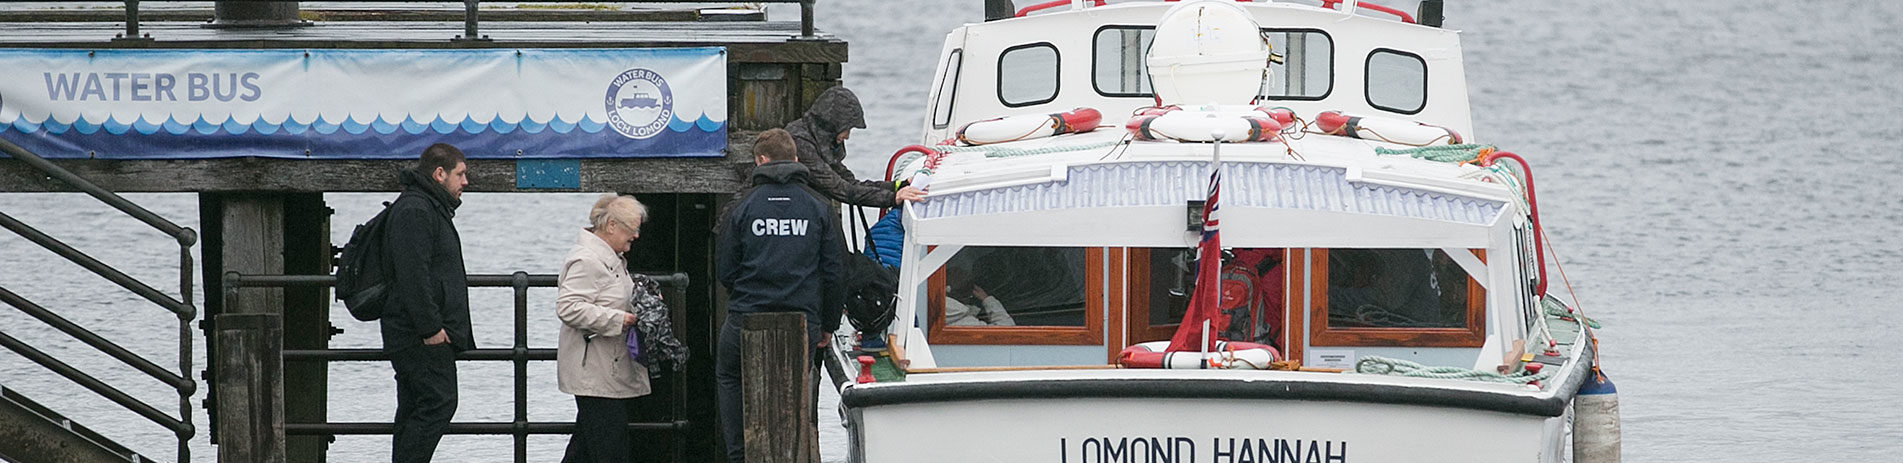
left=12, top=0, right=821, bottom=41
left=226, top=271, right=692, bottom=463
left=0, top=135, right=198, bottom=462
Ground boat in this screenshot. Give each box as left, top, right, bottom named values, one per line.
left=828, top=1, right=1619, bottom=462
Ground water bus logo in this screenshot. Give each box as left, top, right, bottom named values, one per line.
left=604, top=68, right=673, bottom=139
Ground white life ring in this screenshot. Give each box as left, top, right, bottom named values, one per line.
left=955, top=107, right=1102, bottom=146
left=1313, top=111, right=1463, bottom=146
left=1117, top=340, right=1280, bottom=370
left=1125, top=106, right=1286, bottom=143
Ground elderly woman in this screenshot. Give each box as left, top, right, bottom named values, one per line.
left=556, top=193, right=649, bottom=463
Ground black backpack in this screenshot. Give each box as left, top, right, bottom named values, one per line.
left=842, top=207, right=898, bottom=334
left=335, top=202, right=395, bottom=321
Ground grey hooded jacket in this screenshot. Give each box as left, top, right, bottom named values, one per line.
left=784, top=86, right=899, bottom=208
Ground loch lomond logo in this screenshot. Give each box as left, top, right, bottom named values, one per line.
left=604, top=68, right=673, bottom=139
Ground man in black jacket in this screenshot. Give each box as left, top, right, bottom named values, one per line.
left=785, top=86, right=927, bottom=206
left=714, top=128, right=844, bottom=462
left=381, top=143, right=473, bottom=463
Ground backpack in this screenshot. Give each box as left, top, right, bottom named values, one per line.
left=842, top=207, right=899, bottom=335
left=335, top=202, right=396, bottom=321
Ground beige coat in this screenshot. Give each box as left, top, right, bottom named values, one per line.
left=555, top=230, right=651, bottom=398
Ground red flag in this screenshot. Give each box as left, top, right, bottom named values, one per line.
left=1167, top=164, right=1227, bottom=353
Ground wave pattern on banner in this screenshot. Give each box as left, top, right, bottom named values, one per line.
left=0, top=113, right=725, bottom=136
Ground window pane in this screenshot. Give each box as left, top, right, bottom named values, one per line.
left=932, top=50, right=962, bottom=128
left=944, top=246, right=1086, bottom=327
left=1366, top=49, right=1426, bottom=113
left=1093, top=27, right=1154, bottom=96
left=998, top=44, right=1060, bottom=107
left=1326, top=249, right=1472, bottom=329
left=1143, top=248, right=1286, bottom=347
left=1258, top=30, right=1332, bottom=99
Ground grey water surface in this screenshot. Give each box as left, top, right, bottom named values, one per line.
left=4, top=0, right=1901, bottom=461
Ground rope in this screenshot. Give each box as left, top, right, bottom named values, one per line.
left=1544, top=296, right=1601, bottom=329
left=934, top=140, right=1122, bottom=158
left=1373, top=143, right=1497, bottom=164
left=1354, top=355, right=1551, bottom=384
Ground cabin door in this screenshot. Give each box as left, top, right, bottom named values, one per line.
left=1121, top=248, right=1300, bottom=363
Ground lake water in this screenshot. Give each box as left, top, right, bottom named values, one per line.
left=5, top=0, right=1903, bottom=461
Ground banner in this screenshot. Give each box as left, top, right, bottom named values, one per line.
left=0, top=48, right=727, bottom=159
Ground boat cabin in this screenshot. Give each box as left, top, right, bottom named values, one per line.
left=885, top=0, right=1540, bottom=374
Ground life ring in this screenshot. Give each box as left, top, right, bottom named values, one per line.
left=1313, top=111, right=1463, bottom=146
left=1126, top=107, right=1285, bottom=143
left=1117, top=340, right=1280, bottom=369
left=955, top=107, right=1103, bottom=146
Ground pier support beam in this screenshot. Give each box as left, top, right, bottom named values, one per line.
left=741, top=312, right=816, bottom=463
left=213, top=313, right=284, bottom=463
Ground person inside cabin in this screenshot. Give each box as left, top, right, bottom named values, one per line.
left=553, top=194, right=652, bottom=463
left=714, top=128, right=845, bottom=463
left=782, top=86, right=929, bottom=206
left=381, top=143, right=473, bottom=463
left=944, top=266, right=1016, bottom=326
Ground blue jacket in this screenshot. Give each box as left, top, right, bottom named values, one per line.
left=717, top=161, right=845, bottom=331
left=863, top=207, right=905, bottom=268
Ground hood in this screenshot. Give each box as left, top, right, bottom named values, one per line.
left=399, top=167, right=462, bottom=216
left=803, top=86, right=868, bottom=135
left=749, top=160, right=813, bottom=186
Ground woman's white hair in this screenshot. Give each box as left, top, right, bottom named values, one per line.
left=588, top=193, right=647, bottom=232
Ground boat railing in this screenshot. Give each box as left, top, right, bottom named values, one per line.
left=0, top=135, right=198, bottom=462
left=6, top=0, right=824, bottom=41
left=998, top=0, right=1442, bottom=27
left=224, top=271, right=693, bottom=463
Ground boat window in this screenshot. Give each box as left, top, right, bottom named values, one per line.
left=929, top=246, right=1105, bottom=345
left=932, top=49, right=963, bottom=129
left=1308, top=248, right=1486, bottom=347
left=997, top=43, right=1060, bottom=107
left=1365, top=49, right=1427, bottom=114
left=1128, top=248, right=1288, bottom=349
left=1090, top=27, right=1333, bottom=100
left=1258, top=30, right=1333, bottom=100
left=1092, top=26, right=1155, bottom=97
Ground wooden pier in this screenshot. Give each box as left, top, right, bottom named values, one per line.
left=0, top=1, right=848, bottom=461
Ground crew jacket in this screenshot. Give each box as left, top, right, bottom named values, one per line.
left=555, top=229, right=651, bottom=399
left=379, top=168, right=475, bottom=353
left=716, top=161, right=845, bottom=331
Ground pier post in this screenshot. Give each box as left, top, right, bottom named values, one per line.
left=741, top=312, right=815, bottom=463
left=213, top=313, right=285, bottom=463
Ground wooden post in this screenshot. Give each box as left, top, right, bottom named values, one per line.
left=281, top=193, right=330, bottom=463
left=214, top=313, right=285, bottom=463
left=740, top=312, right=814, bottom=463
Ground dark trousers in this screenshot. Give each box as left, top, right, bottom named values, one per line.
left=391, top=343, right=458, bottom=463
left=563, top=396, right=632, bottom=463
left=716, top=314, right=822, bottom=463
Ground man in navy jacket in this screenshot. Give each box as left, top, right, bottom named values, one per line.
left=714, top=128, right=844, bottom=462
left=380, top=143, right=473, bottom=463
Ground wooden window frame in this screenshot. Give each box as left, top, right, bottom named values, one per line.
left=926, top=248, right=1105, bottom=345
left=1306, top=249, right=1486, bottom=348
left=1125, top=248, right=1294, bottom=353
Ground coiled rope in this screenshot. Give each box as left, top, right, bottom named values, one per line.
left=1373, top=143, right=1498, bottom=163
left=1355, top=355, right=1551, bottom=385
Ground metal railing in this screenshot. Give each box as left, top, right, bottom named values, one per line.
left=0, top=135, right=198, bottom=462
left=225, top=271, right=692, bottom=463
left=11, top=0, right=821, bottom=41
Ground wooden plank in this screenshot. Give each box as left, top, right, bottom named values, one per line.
left=213, top=313, right=286, bottom=463
left=0, top=157, right=743, bottom=193
left=280, top=194, right=329, bottom=463
left=221, top=195, right=285, bottom=315
left=740, top=312, right=813, bottom=463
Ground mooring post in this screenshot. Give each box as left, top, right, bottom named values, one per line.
left=214, top=312, right=285, bottom=463
left=741, top=312, right=815, bottom=462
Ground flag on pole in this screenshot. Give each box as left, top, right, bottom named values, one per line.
left=1167, top=158, right=1228, bottom=353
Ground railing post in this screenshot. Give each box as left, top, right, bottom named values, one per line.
left=214, top=313, right=285, bottom=463
left=741, top=312, right=815, bottom=463
left=511, top=271, right=529, bottom=463
left=797, top=0, right=816, bottom=39
left=458, top=0, right=489, bottom=41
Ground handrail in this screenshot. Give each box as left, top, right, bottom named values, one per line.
left=226, top=270, right=691, bottom=463
left=1015, top=0, right=1104, bottom=18
left=0, top=330, right=190, bottom=435
left=0, top=136, right=196, bottom=247
left=1319, top=0, right=1417, bottom=24
left=1479, top=151, right=1547, bottom=295
left=3, top=0, right=821, bottom=41
left=0, top=287, right=190, bottom=391
left=0, top=211, right=194, bottom=317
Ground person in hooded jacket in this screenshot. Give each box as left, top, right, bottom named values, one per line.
left=381, top=143, right=474, bottom=463
left=782, top=86, right=928, bottom=207
left=714, top=128, right=845, bottom=462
